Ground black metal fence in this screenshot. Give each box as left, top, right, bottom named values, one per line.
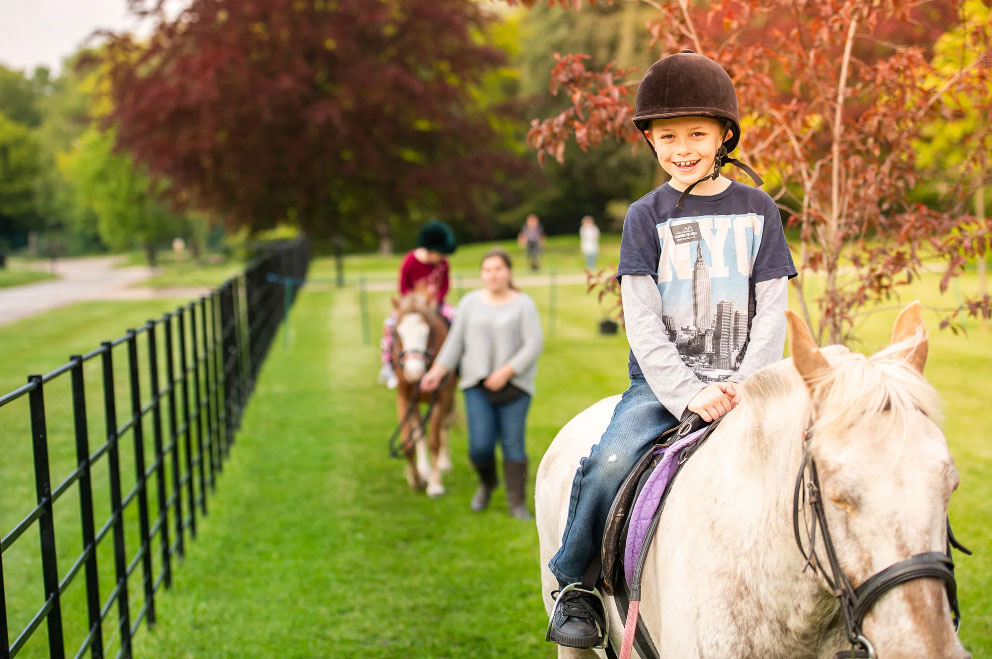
left=0, top=239, right=311, bottom=658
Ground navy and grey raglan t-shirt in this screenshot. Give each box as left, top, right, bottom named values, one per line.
left=617, top=180, right=797, bottom=382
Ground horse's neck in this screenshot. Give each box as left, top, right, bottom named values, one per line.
left=683, top=386, right=841, bottom=648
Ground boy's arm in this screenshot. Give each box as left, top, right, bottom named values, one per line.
left=726, top=277, right=788, bottom=383
left=622, top=275, right=707, bottom=419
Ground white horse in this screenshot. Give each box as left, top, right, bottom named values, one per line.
left=537, top=303, right=970, bottom=659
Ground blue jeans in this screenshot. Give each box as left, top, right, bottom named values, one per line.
left=463, top=386, right=531, bottom=464
left=548, top=376, right=678, bottom=585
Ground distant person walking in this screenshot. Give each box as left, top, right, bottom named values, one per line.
left=421, top=249, right=543, bottom=520
left=579, top=215, right=600, bottom=270
left=518, top=214, right=546, bottom=271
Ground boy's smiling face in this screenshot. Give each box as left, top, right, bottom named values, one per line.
left=644, top=116, right=727, bottom=192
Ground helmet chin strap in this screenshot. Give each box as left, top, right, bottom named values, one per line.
left=675, top=133, right=764, bottom=210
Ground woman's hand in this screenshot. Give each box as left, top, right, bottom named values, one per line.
left=484, top=365, right=514, bottom=391
left=687, top=382, right=741, bottom=422
left=420, top=364, right=448, bottom=391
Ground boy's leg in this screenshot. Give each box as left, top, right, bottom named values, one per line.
left=546, top=376, right=678, bottom=648
left=463, top=387, right=500, bottom=511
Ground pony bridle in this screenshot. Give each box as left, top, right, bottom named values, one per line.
left=393, top=316, right=436, bottom=369
left=792, top=423, right=970, bottom=659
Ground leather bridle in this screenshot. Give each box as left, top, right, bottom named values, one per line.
left=792, top=424, right=971, bottom=659
left=391, top=311, right=440, bottom=371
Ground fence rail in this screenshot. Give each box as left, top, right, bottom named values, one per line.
left=1, top=239, right=311, bottom=658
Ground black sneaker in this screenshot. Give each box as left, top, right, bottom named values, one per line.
left=546, top=583, right=607, bottom=648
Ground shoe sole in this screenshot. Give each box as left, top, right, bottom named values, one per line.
left=547, top=628, right=603, bottom=648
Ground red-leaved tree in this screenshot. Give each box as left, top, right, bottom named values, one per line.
left=518, top=0, right=992, bottom=344
left=99, top=0, right=527, bottom=248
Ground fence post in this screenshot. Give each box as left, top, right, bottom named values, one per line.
left=125, top=331, right=156, bottom=627
left=100, top=343, right=132, bottom=657
left=219, top=282, right=238, bottom=450
left=359, top=277, right=369, bottom=346
left=69, top=356, right=104, bottom=657
left=1, top=543, right=8, bottom=659
left=199, top=297, right=218, bottom=483
left=145, top=323, right=172, bottom=591
left=176, top=309, right=198, bottom=536
left=208, top=292, right=226, bottom=462
left=232, top=277, right=248, bottom=435
left=189, top=304, right=209, bottom=512
left=549, top=268, right=558, bottom=339
left=163, top=314, right=186, bottom=559
left=27, top=375, right=65, bottom=659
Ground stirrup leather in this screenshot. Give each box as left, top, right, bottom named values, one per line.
left=545, top=583, right=609, bottom=649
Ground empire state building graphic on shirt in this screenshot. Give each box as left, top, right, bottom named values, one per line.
left=656, top=213, right=764, bottom=381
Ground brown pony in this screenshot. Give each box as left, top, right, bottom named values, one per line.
left=391, top=291, right=457, bottom=496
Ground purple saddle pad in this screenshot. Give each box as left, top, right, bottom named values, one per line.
left=623, top=427, right=707, bottom=585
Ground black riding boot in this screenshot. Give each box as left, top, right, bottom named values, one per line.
left=546, top=583, right=607, bottom=648
left=503, top=458, right=533, bottom=520
left=471, top=462, right=498, bottom=512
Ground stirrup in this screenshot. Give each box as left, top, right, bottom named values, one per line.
left=545, top=582, right=609, bottom=649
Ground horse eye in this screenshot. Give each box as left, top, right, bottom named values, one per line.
left=882, top=398, right=891, bottom=412
left=825, top=485, right=859, bottom=513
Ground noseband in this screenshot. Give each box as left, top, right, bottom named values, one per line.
left=792, top=425, right=971, bottom=659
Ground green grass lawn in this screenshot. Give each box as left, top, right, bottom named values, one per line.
left=1, top=253, right=989, bottom=657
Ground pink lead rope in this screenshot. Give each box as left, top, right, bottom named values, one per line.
left=618, top=599, right=640, bottom=659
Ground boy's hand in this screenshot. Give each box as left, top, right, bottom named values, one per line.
left=687, top=382, right=741, bottom=422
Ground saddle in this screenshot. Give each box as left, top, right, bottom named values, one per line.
left=596, top=413, right=722, bottom=659
left=601, top=413, right=717, bottom=595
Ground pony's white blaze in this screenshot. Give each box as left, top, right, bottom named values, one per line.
left=537, top=306, right=969, bottom=659
left=396, top=313, right=430, bottom=381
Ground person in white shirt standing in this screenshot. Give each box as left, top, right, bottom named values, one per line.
left=579, top=215, right=600, bottom=270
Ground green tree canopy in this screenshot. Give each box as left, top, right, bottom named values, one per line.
left=59, top=126, right=186, bottom=266
left=0, top=112, right=41, bottom=229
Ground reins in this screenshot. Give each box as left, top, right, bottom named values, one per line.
left=792, top=423, right=972, bottom=659
left=386, top=374, right=451, bottom=459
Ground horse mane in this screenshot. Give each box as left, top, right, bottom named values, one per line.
left=396, top=292, right=438, bottom=319
left=742, top=335, right=942, bottom=439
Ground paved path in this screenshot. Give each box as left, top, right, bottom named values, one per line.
left=0, top=256, right=209, bottom=326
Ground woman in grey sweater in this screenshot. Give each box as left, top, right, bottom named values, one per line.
left=421, top=249, right=543, bottom=519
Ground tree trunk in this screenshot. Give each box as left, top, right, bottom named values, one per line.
left=976, top=171, right=987, bottom=331
left=144, top=242, right=158, bottom=268
left=334, top=234, right=344, bottom=287
left=376, top=219, right=393, bottom=255
left=616, top=0, right=637, bottom=68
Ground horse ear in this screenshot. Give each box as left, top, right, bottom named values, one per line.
left=391, top=297, right=399, bottom=310
left=889, top=300, right=928, bottom=373
left=786, top=310, right=830, bottom=390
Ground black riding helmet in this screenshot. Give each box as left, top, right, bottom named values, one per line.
left=633, top=49, right=762, bottom=207
left=417, top=219, right=457, bottom=254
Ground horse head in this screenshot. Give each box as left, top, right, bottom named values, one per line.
left=394, top=292, right=440, bottom=383
left=787, top=303, right=969, bottom=659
